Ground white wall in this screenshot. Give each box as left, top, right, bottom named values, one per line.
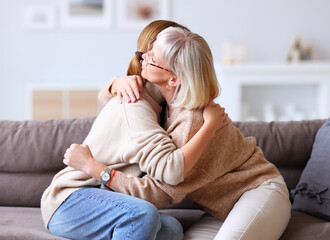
left=1, top=0, right=330, bottom=120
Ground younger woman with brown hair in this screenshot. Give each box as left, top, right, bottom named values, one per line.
left=41, top=20, right=227, bottom=240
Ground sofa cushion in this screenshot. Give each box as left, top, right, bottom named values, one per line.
left=159, top=209, right=205, bottom=232
left=0, top=117, right=95, bottom=207
left=291, top=118, right=330, bottom=221
left=234, top=120, right=325, bottom=190
left=0, top=207, right=67, bottom=239
left=171, top=210, right=330, bottom=240
left=280, top=211, right=330, bottom=240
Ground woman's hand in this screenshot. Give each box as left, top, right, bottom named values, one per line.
left=63, top=144, right=96, bottom=174
left=63, top=144, right=109, bottom=182
left=111, top=75, right=144, bottom=104
left=203, top=99, right=229, bottom=133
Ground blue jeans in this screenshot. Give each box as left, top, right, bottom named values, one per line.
left=48, top=188, right=183, bottom=240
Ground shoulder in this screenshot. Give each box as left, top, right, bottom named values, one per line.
left=165, top=108, right=204, bottom=147
left=123, top=90, right=162, bottom=123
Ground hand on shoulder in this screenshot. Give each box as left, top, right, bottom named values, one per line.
left=111, top=75, right=144, bottom=104
left=203, top=99, right=229, bottom=134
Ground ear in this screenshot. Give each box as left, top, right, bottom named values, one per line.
left=168, top=75, right=181, bottom=88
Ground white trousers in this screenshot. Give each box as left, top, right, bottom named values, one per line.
left=184, top=175, right=291, bottom=240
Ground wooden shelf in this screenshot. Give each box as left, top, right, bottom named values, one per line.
left=27, top=85, right=102, bottom=120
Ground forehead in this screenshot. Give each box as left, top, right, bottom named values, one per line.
left=151, top=40, right=163, bottom=59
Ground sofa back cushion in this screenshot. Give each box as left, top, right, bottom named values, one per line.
left=234, top=120, right=325, bottom=190
left=0, top=118, right=324, bottom=207
left=0, top=117, right=95, bottom=207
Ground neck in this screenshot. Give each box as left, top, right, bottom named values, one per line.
left=157, top=85, right=175, bottom=117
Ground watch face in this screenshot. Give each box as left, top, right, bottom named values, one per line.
left=101, top=172, right=110, bottom=181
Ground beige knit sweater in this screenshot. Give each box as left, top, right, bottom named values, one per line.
left=114, top=107, right=281, bottom=221
left=41, top=82, right=184, bottom=227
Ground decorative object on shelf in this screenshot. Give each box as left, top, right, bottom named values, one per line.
left=116, top=0, right=170, bottom=29
left=221, top=41, right=247, bottom=65
left=23, top=6, right=56, bottom=30
left=241, top=103, right=257, bottom=121
left=263, top=102, right=277, bottom=122
left=278, top=103, right=305, bottom=121
left=221, top=41, right=233, bottom=65
left=286, top=36, right=317, bottom=62
left=234, top=44, right=247, bottom=64
left=60, top=0, right=113, bottom=29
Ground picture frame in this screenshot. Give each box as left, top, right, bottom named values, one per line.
left=60, top=0, right=113, bottom=30
left=24, top=6, right=56, bottom=30
left=116, top=0, right=170, bottom=29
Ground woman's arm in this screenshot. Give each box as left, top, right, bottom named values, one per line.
left=63, top=146, right=178, bottom=208
left=98, top=76, right=144, bottom=105
left=181, top=100, right=228, bottom=175
left=64, top=100, right=228, bottom=184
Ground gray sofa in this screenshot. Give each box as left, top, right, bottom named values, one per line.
left=1, top=117, right=329, bottom=239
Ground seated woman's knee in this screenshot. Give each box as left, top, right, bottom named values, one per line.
left=136, top=200, right=160, bottom=221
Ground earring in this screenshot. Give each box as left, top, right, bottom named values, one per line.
left=166, top=85, right=173, bottom=91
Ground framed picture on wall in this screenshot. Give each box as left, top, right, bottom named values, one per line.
left=24, top=6, right=56, bottom=30
left=60, top=0, right=113, bottom=29
left=116, top=0, right=170, bottom=29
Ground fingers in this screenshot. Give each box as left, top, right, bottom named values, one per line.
left=122, top=90, right=132, bottom=103
left=130, top=76, right=142, bottom=99
left=64, top=146, right=73, bottom=160
left=117, top=76, right=143, bottom=103
left=125, top=85, right=138, bottom=103
left=117, top=91, right=123, bottom=104
left=69, top=143, right=77, bottom=150
left=136, top=76, right=144, bottom=92
left=65, top=144, right=79, bottom=157
left=220, top=122, right=230, bottom=128
left=64, top=144, right=79, bottom=164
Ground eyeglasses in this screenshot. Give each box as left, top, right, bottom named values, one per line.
left=135, top=39, right=171, bottom=73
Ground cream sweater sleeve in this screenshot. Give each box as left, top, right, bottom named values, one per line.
left=120, top=98, right=184, bottom=185
left=97, top=77, right=116, bottom=105
left=113, top=108, right=202, bottom=206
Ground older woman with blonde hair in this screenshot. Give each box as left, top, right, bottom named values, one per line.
left=70, top=25, right=291, bottom=239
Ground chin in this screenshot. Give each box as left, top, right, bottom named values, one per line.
left=141, top=70, right=147, bottom=79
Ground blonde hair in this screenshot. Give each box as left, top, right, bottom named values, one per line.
left=156, top=27, right=220, bottom=109
left=126, top=20, right=190, bottom=76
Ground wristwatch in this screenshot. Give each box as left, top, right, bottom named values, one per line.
left=100, top=167, right=112, bottom=185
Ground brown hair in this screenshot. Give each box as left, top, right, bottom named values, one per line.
left=126, top=20, right=190, bottom=76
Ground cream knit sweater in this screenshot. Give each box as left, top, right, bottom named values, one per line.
left=41, top=82, right=184, bottom=227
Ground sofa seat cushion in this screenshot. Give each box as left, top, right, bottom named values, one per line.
left=0, top=207, right=67, bottom=240
left=164, top=210, right=330, bottom=240
left=280, top=211, right=330, bottom=240
left=159, top=209, right=205, bottom=232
